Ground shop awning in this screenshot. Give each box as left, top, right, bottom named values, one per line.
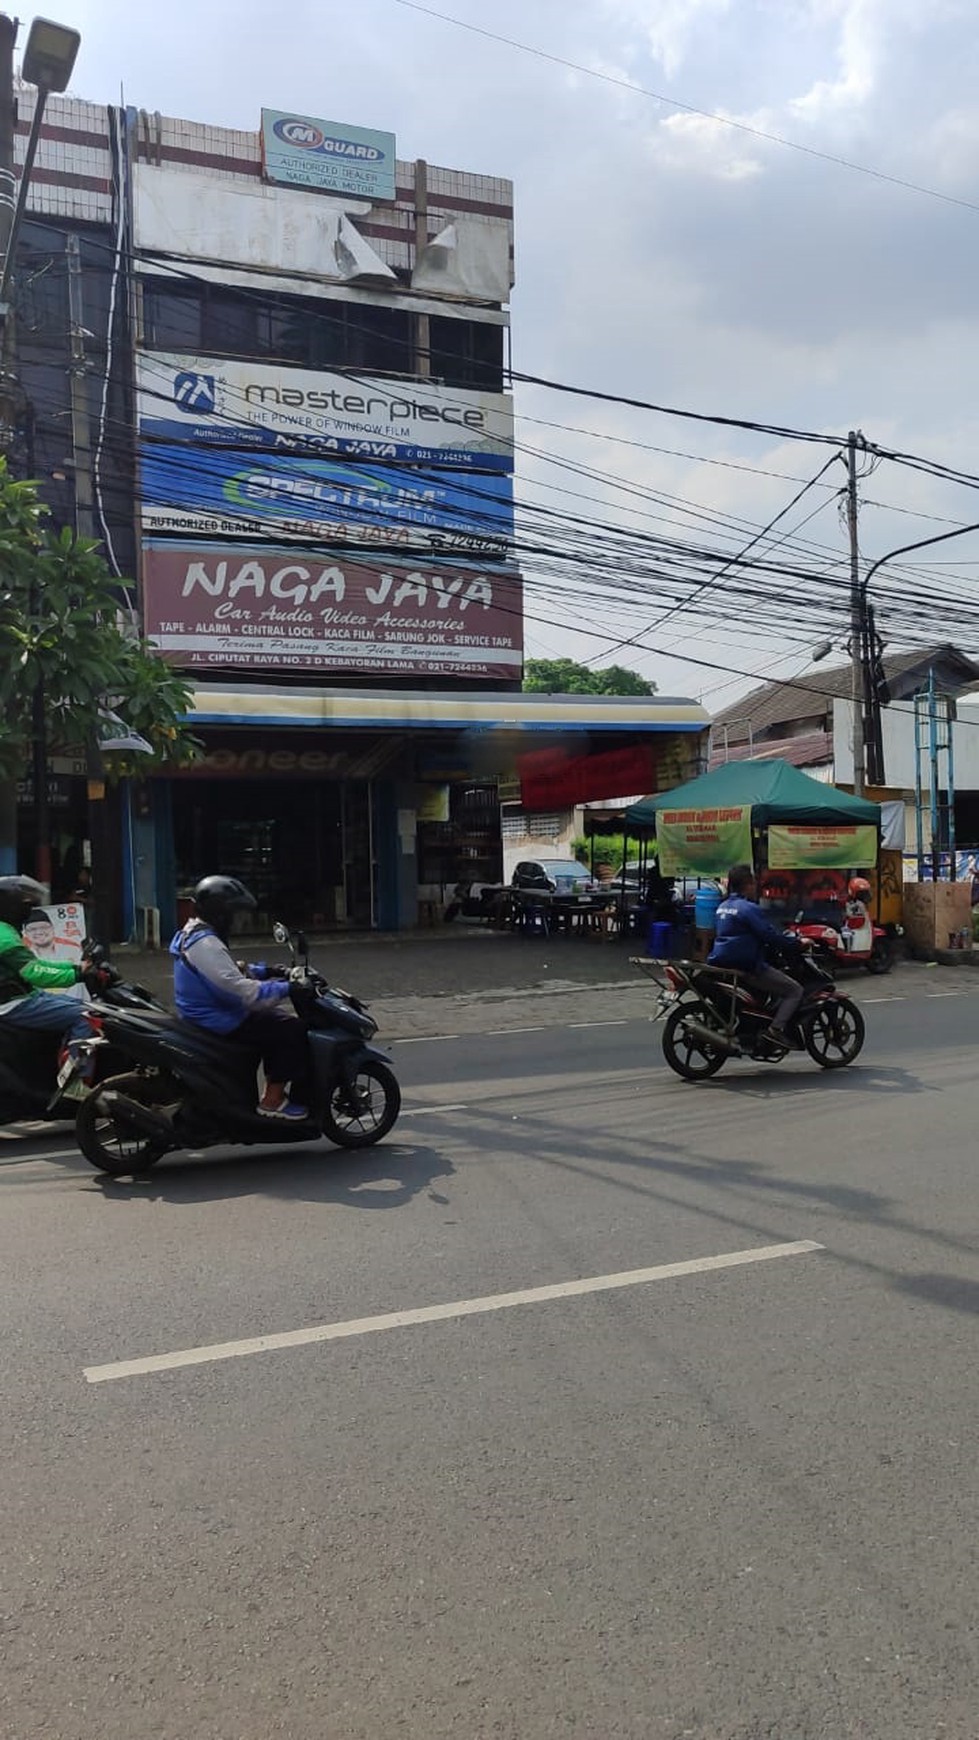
left=187, top=684, right=710, bottom=735
left=625, top=759, right=880, bottom=827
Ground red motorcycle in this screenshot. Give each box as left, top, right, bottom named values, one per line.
left=783, top=878, right=893, bottom=976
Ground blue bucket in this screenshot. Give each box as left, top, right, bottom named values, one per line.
left=694, top=885, right=723, bottom=933
left=647, top=918, right=673, bottom=958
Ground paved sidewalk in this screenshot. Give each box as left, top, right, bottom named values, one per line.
left=108, top=928, right=953, bottom=1042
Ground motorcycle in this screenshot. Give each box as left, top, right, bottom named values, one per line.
left=783, top=902, right=894, bottom=976
left=0, top=946, right=165, bottom=1128
left=71, top=923, right=401, bottom=1177
left=645, top=946, right=865, bottom=1080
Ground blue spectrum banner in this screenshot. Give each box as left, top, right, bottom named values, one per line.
left=140, top=447, right=514, bottom=554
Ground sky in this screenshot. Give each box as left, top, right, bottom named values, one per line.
left=44, top=0, right=979, bottom=707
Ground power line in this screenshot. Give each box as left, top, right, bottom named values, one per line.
left=390, top=0, right=979, bottom=217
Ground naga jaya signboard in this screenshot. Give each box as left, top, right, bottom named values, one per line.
left=139, top=446, right=513, bottom=553
left=141, top=543, right=523, bottom=680
left=136, top=354, right=514, bottom=470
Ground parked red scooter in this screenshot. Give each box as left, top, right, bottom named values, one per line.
left=783, top=877, right=894, bottom=976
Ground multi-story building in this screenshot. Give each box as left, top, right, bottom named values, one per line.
left=12, top=86, right=708, bottom=934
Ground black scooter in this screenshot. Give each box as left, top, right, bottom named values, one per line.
left=72, top=924, right=401, bottom=1177
left=0, top=947, right=164, bottom=1128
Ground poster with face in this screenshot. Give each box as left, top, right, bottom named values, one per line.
left=23, top=904, right=87, bottom=1001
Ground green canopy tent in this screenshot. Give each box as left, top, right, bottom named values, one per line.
left=625, top=760, right=881, bottom=891
left=625, top=760, right=880, bottom=830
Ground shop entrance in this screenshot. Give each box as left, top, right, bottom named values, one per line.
left=172, top=778, right=374, bottom=930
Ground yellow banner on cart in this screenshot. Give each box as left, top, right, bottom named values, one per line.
left=657, top=805, right=752, bottom=876
left=768, top=823, right=877, bottom=869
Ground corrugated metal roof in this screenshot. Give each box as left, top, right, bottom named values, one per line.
left=708, top=730, right=831, bottom=771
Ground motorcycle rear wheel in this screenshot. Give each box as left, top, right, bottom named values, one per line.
left=662, top=1002, right=727, bottom=1081
left=322, top=1060, right=401, bottom=1148
left=866, top=938, right=893, bottom=975
left=803, top=999, right=865, bottom=1069
left=75, top=1072, right=171, bottom=1176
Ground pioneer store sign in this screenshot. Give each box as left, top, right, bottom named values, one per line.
left=142, top=544, right=523, bottom=679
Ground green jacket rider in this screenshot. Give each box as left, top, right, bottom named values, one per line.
left=0, top=876, right=94, bottom=1044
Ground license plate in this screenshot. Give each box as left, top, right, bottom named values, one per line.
left=56, top=1056, right=78, bottom=1089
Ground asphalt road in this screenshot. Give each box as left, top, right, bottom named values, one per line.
left=1, top=979, right=978, bottom=1738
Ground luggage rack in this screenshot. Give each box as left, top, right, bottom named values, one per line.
left=630, top=956, right=754, bottom=1023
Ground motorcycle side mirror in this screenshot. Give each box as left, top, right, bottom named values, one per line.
left=272, top=921, right=289, bottom=945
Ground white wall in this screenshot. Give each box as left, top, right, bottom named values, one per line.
left=833, top=697, right=979, bottom=790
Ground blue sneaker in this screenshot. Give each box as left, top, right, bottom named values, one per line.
left=257, top=1099, right=308, bottom=1121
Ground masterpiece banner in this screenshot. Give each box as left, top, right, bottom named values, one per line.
left=137, top=353, right=514, bottom=470
left=656, top=805, right=753, bottom=877
left=142, top=543, right=523, bottom=679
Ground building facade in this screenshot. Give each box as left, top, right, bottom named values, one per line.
left=12, top=85, right=708, bottom=934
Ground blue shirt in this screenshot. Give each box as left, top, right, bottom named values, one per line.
left=708, top=895, right=785, bottom=971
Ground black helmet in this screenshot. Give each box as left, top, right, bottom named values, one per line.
left=0, top=875, right=48, bottom=929
left=192, top=875, right=257, bottom=940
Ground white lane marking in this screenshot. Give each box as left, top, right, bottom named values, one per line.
left=926, top=991, right=963, bottom=998
left=400, top=1102, right=468, bottom=1117
left=395, top=1034, right=460, bottom=1045
left=0, top=1147, right=79, bottom=1167
left=83, top=1240, right=823, bottom=1385
left=482, top=1025, right=547, bottom=1036
left=569, top=1019, right=629, bottom=1029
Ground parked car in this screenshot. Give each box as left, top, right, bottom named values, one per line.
left=611, top=863, right=722, bottom=912
left=510, top=858, right=607, bottom=910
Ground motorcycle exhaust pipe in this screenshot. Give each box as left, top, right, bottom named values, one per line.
left=683, top=1018, right=742, bottom=1057
left=101, top=1091, right=173, bottom=1141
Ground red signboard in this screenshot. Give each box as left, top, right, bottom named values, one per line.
left=141, top=544, right=523, bottom=680
left=519, top=743, right=659, bottom=809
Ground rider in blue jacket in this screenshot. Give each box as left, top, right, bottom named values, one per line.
left=709, top=863, right=803, bottom=1047
left=169, top=875, right=309, bottom=1119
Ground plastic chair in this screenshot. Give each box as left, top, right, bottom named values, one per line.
left=521, top=900, right=550, bottom=936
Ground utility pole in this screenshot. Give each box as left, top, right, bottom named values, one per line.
left=847, top=429, right=866, bottom=798
left=0, top=15, right=18, bottom=871
left=68, top=229, right=112, bottom=941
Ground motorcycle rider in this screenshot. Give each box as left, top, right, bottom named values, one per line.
left=0, top=875, right=99, bottom=1046
left=708, top=863, right=804, bottom=1049
left=170, top=875, right=309, bottom=1120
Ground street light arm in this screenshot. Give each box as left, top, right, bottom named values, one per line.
left=862, top=520, right=979, bottom=596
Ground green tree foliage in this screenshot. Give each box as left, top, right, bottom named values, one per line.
left=523, top=658, right=657, bottom=696
left=0, top=466, right=197, bottom=777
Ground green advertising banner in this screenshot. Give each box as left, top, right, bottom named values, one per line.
left=657, top=805, right=753, bottom=876
left=768, top=823, right=878, bottom=869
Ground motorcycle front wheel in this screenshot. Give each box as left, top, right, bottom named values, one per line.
left=662, top=1002, right=727, bottom=1081
left=75, top=1072, right=171, bottom=1176
left=803, top=999, right=865, bottom=1069
left=322, top=1060, right=401, bottom=1148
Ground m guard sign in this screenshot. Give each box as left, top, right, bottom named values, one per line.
left=261, top=108, right=396, bottom=200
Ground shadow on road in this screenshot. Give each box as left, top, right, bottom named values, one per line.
left=892, top=1272, right=979, bottom=1315
left=698, top=1061, right=931, bottom=1099
left=90, top=1141, right=454, bottom=1211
